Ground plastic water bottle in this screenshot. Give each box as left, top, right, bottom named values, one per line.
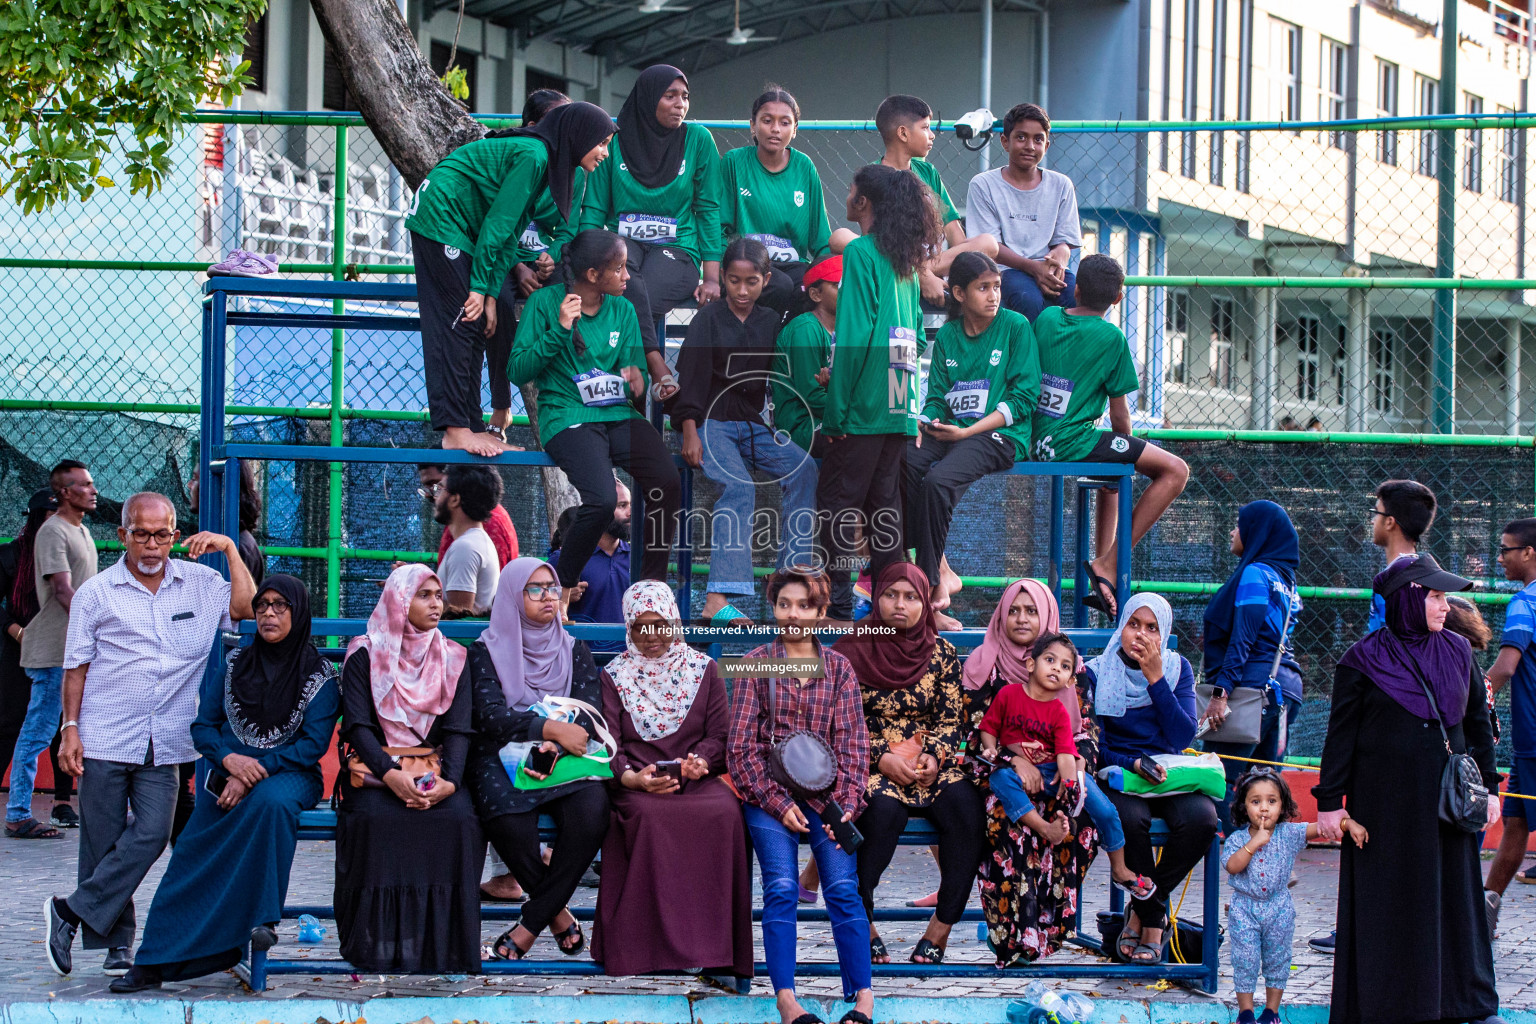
left=296, top=914, right=326, bottom=944
left=1046, top=991, right=1095, bottom=1023
left=1004, top=1001, right=1052, bottom=1024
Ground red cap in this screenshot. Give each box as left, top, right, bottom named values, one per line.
left=802, top=255, right=843, bottom=288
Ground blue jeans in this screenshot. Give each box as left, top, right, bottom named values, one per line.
left=699, top=419, right=818, bottom=596
left=1000, top=267, right=1077, bottom=322
left=988, top=763, right=1126, bottom=852
left=7, top=667, right=63, bottom=823
left=744, top=801, right=871, bottom=999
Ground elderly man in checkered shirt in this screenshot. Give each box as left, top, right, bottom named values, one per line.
left=41, top=492, right=256, bottom=978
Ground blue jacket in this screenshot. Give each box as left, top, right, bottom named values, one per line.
left=1087, top=654, right=1199, bottom=771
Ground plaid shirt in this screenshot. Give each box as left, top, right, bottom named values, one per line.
left=727, top=639, right=869, bottom=822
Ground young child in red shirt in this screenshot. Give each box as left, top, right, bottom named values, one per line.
left=979, top=632, right=1155, bottom=898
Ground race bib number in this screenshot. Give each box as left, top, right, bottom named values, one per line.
left=747, top=233, right=800, bottom=263
left=617, top=213, right=679, bottom=244
left=944, top=379, right=988, bottom=420
left=1037, top=373, right=1074, bottom=419
left=572, top=368, right=627, bottom=407
left=519, top=222, right=548, bottom=253
left=888, top=327, right=918, bottom=376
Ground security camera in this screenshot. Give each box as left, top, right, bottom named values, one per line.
left=954, top=107, right=997, bottom=149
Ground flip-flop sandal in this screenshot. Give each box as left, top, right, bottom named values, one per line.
left=1112, top=874, right=1158, bottom=901
left=7, top=818, right=61, bottom=839
left=797, top=883, right=819, bottom=904
left=1115, top=920, right=1142, bottom=961
left=789, top=1015, right=825, bottom=1024
left=702, top=604, right=755, bottom=629
left=479, top=884, right=529, bottom=903
left=905, top=889, right=939, bottom=908
left=870, top=934, right=889, bottom=963
left=1081, top=561, right=1118, bottom=616
left=910, top=938, right=945, bottom=964
left=839, top=1013, right=873, bottom=1024
left=491, top=926, right=528, bottom=960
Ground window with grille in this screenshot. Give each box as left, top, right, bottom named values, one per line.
left=1293, top=316, right=1321, bottom=401
left=1416, top=75, right=1439, bottom=177
left=1371, top=327, right=1396, bottom=414
left=1270, top=18, right=1301, bottom=129
left=1166, top=291, right=1189, bottom=383
left=322, top=41, right=354, bottom=111
left=1500, top=105, right=1520, bottom=203
left=243, top=13, right=267, bottom=94
left=1210, top=296, right=1236, bottom=390
left=1464, top=93, right=1483, bottom=193
left=1182, top=0, right=1201, bottom=178
left=1377, top=60, right=1399, bottom=166
left=1322, top=38, right=1346, bottom=149
left=1333, top=323, right=1346, bottom=405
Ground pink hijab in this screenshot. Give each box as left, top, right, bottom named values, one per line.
left=963, top=579, right=1079, bottom=731
left=346, top=563, right=466, bottom=747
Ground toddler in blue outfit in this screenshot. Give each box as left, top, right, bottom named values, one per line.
left=1223, top=767, right=1368, bottom=1024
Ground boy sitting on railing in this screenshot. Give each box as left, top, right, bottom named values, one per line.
left=1028, top=254, right=1189, bottom=618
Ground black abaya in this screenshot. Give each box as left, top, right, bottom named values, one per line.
left=1314, top=664, right=1500, bottom=1024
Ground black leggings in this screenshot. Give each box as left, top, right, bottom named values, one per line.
left=1103, top=788, right=1219, bottom=930
left=482, top=784, right=611, bottom=936
left=623, top=241, right=701, bottom=355
left=543, top=419, right=681, bottom=588
left=855, top=782, right=986, bottom=926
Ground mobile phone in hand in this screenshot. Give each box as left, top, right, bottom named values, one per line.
left=204, top=772, right=230, bottom=798
left=526, top=745, right=560, bottom=777
left=822, top=797, right=864, bottom=852
left=655, top=759, right=684, bottom=782
left=416, top=770, right=436, bottom=793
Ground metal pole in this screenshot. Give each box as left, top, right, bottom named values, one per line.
left=1431, top=0, right=1458, bottom=433
left=329, top=125, right=348, bottom=619
left=979, top=0, right=993, bottom=175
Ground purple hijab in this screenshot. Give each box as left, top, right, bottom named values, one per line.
left=1340, top=560, right=1473, bottom=725
left=481, top=557, right=575, bottom=712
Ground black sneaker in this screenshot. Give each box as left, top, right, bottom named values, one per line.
left=109, top=965, right=161, bottom=993
left=50, top=804, right=80, bottom=829
left=103, top=946, right=133, bottom=976
left=43, top=897, right=75, bottom=975
left=1308, top=930, right=1336, bottom=954
left=578, top=865, right=601, bottom=888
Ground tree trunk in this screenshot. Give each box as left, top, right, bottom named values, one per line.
left=307, top=0, right=481, bottom=189
left=309, top=0, right=579, bottom=534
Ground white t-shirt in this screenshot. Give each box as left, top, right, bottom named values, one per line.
left=438, top=526, right=499, bottom=613
left=965, top=167, right=1082, bottom=261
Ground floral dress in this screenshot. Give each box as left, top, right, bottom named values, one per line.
left=969, top=666, right=1104, bottom=966
left=861, top=637, right=968, bottom=806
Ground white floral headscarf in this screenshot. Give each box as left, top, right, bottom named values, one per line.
left=605, top=581, right=713, bottom=740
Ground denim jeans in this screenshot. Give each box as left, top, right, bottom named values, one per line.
left=1205, top=688, right=1288, bottom=834
left=744, top=801, right=871, bottom=999
left=7, top=667, right=63, bottom=823
left=699, top=419, right=818, bottom=596
left=987, top=763, right=1126, bottom=851
left=1000, top=267, right=1077, bottom=322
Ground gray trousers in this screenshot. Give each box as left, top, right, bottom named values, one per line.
left=70, top=757, right=178, bottom=949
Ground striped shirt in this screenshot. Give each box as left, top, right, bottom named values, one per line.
left=63, top=557, right=233, bottom=765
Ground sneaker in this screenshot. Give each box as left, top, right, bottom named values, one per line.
left=578, top=864, right=601, bottom=889
left=103, top=946, right=133, bottom=976
left=208, top=249, right=279, bottom=278
left=1257, top=1010, right=1279, bottom=1024
left=1486, top=889, right=1502, bottom=938
left=43, top=897, right=76, bottom=976
left=1308, top=930, right=1336, bottom=954
left=50, top=804, right=80, bottom=828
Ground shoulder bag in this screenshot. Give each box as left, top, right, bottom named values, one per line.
left=1196, top=584, right=1295, bottom=746
left=1398, top=642, right=1491, bottom=833
left=763, top=675, right=863, bottom=851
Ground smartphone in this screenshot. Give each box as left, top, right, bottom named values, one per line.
left=822, top=797, right=864, bottom=852
left=416, top=770, right=436, bottom=793
left=1193, top=720, right=1213, bottom=740
left=655, top=759, right=684, bottom=782
left=204, top=771, right=229, bottom=798
left=525, top=745, right=560, bottom=777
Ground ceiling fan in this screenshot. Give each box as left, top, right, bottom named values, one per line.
left=599, top=0, right=691, bottom=13
left=723, top=0, right=776, bottom=44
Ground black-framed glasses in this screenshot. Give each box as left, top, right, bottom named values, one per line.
left=524, top=583, right=563, bottom=600
left=1499, top=544, right=1531, bottom=555
left=1366, top=507, right=1386, bottom=519
left=126, top=529, right=174, bottom=544
left=253, top=598, right=292, bottom=614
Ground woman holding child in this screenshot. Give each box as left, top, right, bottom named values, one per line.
left=839, top=562, right=985, bottom=966
left=1087, top=594, right=1214, bottom=965
left=592, top=581, right=752, bottom=980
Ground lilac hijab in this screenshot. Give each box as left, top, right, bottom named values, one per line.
left=481, top=557, right=575, bottom=712
left=1339, top=559, right=1473, bottom=725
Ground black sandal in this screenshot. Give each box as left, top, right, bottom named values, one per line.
left=492, top=926, right=529, bottom=960
left=870, top=934, right=889, bottom=963
left=789, top=1015, right=825, bottom=1024
left=6, top=817, right=61, bottom=839
left=553, top=918, right=585, bottom=956
left=1115, top=920, right=1141, bottom=962
left=1082, top=562, right=1118, bottom=617
left=910, top=938, right=945, bottom=964
left=839, top=1013, right=873, bottom=1024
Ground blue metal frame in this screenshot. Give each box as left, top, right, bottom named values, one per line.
left=204, top=280, right=1208, bottom=995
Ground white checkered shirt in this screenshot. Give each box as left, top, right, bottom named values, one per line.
left=63, top=556, right=234, bottom=765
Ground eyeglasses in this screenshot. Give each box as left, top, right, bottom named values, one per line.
left=253, top=598, right=292, bottom=614
left=1366, top=507, right=1386, bottom=519
left=524, top=584, right=563, bottom=600
left=126, top=529, right=174, bottom=545
left=1499, top=545, right=1531, bottom=555
left=416, top=483, right=443, bottom=499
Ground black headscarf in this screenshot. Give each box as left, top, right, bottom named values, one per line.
left=487, top=100, right=614, bottom=220
left=617, top=65, right=689, bottom=189
left=229, top=574, right=328, bottom=738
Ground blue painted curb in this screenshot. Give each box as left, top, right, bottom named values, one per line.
left=2, top=995, right=1532, bottom=1024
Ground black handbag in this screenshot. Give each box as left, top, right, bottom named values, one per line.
left=764, top=677, right=863, bottom=851
left=1400, top=643, right=1491, bottom=833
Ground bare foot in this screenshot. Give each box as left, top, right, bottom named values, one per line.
left=940, top=557, right=963, bottom=599
left=1086, top=558, right=1119, bottom=618
left=935, top=610, right=963, bottom=631
left=1032, top=811, right=1071, bottom=845
left=480, top=873, right=525, bottom=901
left=442, top=426, right=509, bottom=458
left=930, top=580, right=952, bottom=611
left=776, top=989, right=810, bottom=1024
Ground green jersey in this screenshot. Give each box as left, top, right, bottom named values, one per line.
left=1029, top=306, right=1141, bottom=462
left=508, top=284, right=646, bottom=440
left=823, top=235, right=924, bottom=437
left=920, top=308, right=1041, bottom=459
left=515, top=168, right=586, bottom=265
left=579, top=122, right=723, bottom=265
left=405, top=134, right=549, bottom=295
left=772, top=312, right=835, bottom=452
left=716, top=147, right=832, bottom=264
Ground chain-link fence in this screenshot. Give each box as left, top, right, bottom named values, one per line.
left=1, top=113, right=1533, bottom=761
